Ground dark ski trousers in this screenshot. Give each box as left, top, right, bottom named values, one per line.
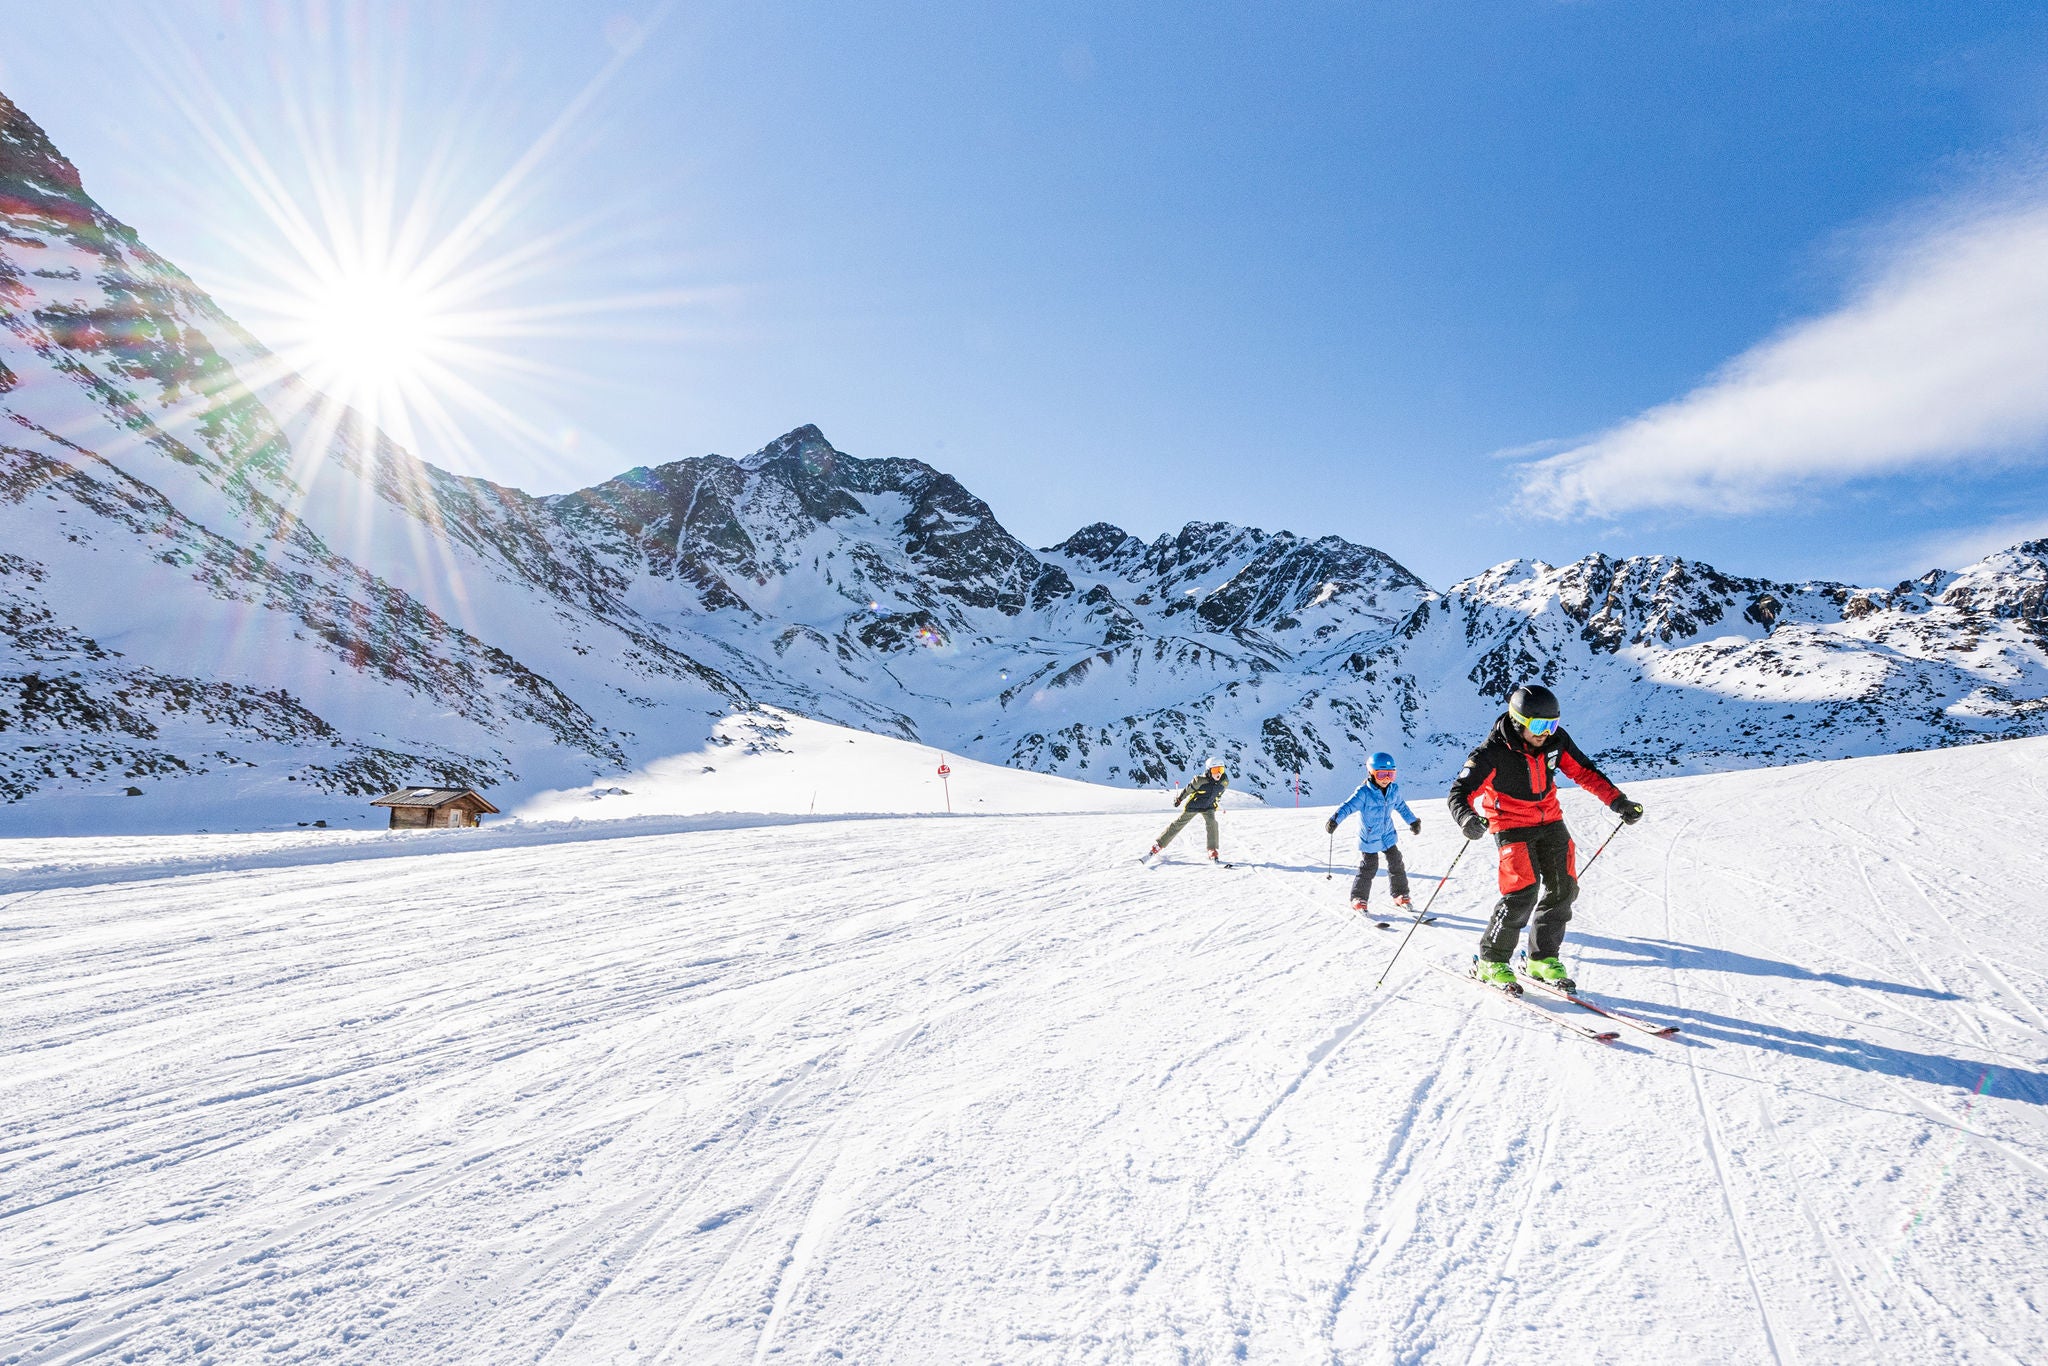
left=1478, top=820, right=1578, bottom=963
left=1349, top=845, right=1409, bottom=904
left=1156, top=807, right=1220, bottom=852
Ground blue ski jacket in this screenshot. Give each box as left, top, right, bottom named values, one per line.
left=1331, top=778, right=1418, bottom=853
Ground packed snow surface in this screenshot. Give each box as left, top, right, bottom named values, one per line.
left=3, top=740, right=2045, bottom=1363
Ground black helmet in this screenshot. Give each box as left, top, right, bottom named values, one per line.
left=1507, top=683, right=1562, bottom=738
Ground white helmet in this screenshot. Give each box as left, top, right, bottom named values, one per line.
left=1205, top=755, right=1224, bottom=770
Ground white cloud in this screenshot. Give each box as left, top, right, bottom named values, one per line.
left=1519, top=194, right=2048, bottom=518
left=1889, top=511, right=2048, bottom=582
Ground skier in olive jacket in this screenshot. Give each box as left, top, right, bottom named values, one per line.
left=1447, top=684, right=1644, bottom=991
left=1147, top=756, right=1229, bottom=862
left=1326, top=750, right=1420, bottom=914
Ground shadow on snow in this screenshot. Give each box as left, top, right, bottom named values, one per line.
left=1579, top=933, right=1962, bottom=1001
left=1570, top=933, right=2048, bottom=1103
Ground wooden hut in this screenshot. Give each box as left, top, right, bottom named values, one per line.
left=369, top=786, right=499, bottom=829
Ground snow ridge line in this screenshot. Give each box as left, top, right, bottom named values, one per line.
left=1463, top=1105, right=1562, bottom=1366
left=1231, top=995, right=1390, bottom=1150
left=10, top=1094, right=673, bottom=1366
left=653, top=1023, right=936, bottom=1364
left=631, top=898, right=1061, bottom=1361
left=1231, top=905, right=1427, bottom=1150
left=1322, top=1005, right=1481, bottom=1344
left=0, top=811, right=1051, bottom=894
left=1659, top=816, right=1793, bottom=1366
left=1682, top=789, right=1891, bottom=1358
left=1832, top=798, right=2048, bottom=1044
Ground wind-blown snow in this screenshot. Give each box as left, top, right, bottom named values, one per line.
left=3, top=738, right=2043, bottom=1361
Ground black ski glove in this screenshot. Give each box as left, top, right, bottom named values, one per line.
left=1459, top=815, right=1487, bottom=841
left=1408, top=819, right=1422, bottom=835
left=1611, top=796, right=1645, bottom=825
left=1324, top=817, right=1338, bottom=834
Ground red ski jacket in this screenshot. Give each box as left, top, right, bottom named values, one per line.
left=1447, top=713, right=1622, bottom=835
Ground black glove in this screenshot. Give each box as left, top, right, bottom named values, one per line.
left=1459, top=815, right=1487, bottom=841
left=1324, top=817, right=1338, bottom=834
left=1611, top=796, right=1645, bottom=825
left=1408, top=819, right=1422, bottom=835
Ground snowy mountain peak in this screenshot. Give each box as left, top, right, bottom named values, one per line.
left=5, top=85, right=2048, bottom=828
left=1047, top=521, right=1149, bottom=574
left=1, top=90, right=87, bottom=211
left=1939, top=539, right=2048, bottom=620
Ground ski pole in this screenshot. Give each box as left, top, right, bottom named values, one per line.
left=1577, top=817, right=1627, bottom=880
left=1374, top=839, right=1468, bottom=990
left=1325, top=829, right=1335, bottom=880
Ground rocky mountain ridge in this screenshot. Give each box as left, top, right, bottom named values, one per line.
left=5, top=89, right=2047, bottom=830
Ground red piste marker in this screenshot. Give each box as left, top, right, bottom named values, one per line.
left=936, top=762, right=952, bottom=813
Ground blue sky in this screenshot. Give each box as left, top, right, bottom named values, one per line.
left=6, top=1, right=2048, bottom=588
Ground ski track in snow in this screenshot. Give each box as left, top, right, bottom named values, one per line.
left=3, top=742, right=2047, bottom=1363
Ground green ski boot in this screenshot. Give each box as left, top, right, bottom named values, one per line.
left=1525, top=956, right=1577, bottom=993
left=1472, top=958, right=1520, bottom=993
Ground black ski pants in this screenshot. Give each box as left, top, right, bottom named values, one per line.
left=1478, top=820, right=1578, bottom=963
left=1348, top=845, right=1409, bottom=904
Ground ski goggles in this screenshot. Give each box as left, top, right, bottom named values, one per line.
left=1371, top=767, right=1397, bottom=782
left=1510, top=709, right=1561, bottom=738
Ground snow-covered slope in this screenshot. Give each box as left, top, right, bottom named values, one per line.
left=6, top=84, right=2048, bottom=835
left=516, top=707, right=1176, bottom=821
left=0, top=91, right=742, bottom=832
left=3, top=739, right=2043, bottom=1362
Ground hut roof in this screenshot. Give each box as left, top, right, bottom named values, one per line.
left=369, top=787, right=501, bottom=813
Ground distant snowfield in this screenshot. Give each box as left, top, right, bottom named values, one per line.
left=3, top=739, right=2044, bottom=1363
left=0, top=711, right=1174, bottom=891
left=515, top=709, right=1184, bottom=822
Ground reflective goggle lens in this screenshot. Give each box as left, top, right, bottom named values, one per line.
left=1372, top=768, right=1396, bottom=781
left=1514, top=711, right=1561, bottom=738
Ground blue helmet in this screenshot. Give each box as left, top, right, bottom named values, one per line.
left=1369, top=751, right=1396, bottom=774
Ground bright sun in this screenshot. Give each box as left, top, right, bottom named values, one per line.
left=166, top=4, right=696, bottom=478
left=301, top=270, right=442, bottom=394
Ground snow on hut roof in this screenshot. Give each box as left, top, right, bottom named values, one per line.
left=369, top=787, right=501, bottom=813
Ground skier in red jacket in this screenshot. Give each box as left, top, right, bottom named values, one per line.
left=1446, top=684, right=1644, bottom=992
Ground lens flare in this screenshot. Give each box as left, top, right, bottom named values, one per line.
left=292, top=267, right=445, bottom=395
left=115, top=2, right=694, bottom=492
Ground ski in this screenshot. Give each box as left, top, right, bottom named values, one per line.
left=1427, top=962, right=1620, bottom=1043
left=1514, top=961, right=1679, bottom=1037
left=1356, top=909, right=1432, bottom=927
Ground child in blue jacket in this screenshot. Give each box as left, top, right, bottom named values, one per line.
left=1325, top=750, right=1421, bottom=914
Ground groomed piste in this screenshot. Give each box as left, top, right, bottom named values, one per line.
left=2, top=723, right=2043, bottom=1363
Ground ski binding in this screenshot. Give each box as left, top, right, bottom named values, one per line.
left=1514, top=954, right=1679, bottom=1037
